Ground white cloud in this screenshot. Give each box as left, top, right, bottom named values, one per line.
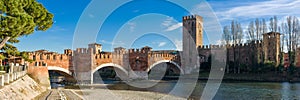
left=88, top=14, right=95, bottom=18
left=161, top=17, right=182, bottom=32
left=100, top=40, right=126, bottom=47
left=216, top=0, right=300, bottom=21
left=49, top=25, right=66, bottom=32
left=164, top=23, right=182, bottom=32
left=127, top=22, right=136, bottom=33
left=216, top=40, right=224, bottom=45
left=161, top=16, right=174, bottom=27
left=112, top=41, right=126, bottom=47
left=99, top=40, right=112, bottom=44
left=158, top=42, right=166, bottom=47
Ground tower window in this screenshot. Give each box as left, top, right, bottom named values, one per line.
left=46, top=55, right=50, bottom=60
left=33, top=55, right=36, bottom=60
left=40, top=55, right=43, bottom=60
left=192, top=22, right=195, bottom=27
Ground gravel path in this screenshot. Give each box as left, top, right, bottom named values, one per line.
left=73, top=89, right=186, bottom=100
left=36, top=89, right=83, bottom=100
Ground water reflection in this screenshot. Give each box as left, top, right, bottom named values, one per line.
left=280, top=82, right=300, bottom=99
left=281, top=82, right=290, bottom=99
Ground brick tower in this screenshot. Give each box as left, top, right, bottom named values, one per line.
left=263, top=32, right=280, bottom=65
left=182, top=15, right=203, bottom=74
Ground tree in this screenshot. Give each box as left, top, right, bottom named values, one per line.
left=223, top=20, right=244, bottom=73
left=223, top=26, right=231, bottom=73
left=269, top=16, right=278, bottom=32
left=223, top=26, right=231, bottom=45
left=262, top=19, right=268, bottom=34
left=280, top=16, right=300, bottom=68
left=274, top=16, right=278, bottom=32
left=247, top=21, right=255, bottom=41
left=0, top=0, right=53, bottom=53
left=255, top=18, right=261, bottom=40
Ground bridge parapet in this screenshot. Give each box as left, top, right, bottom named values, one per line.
left=27, top=50, right=72, bottom=71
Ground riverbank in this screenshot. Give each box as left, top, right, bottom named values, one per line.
left=0, top=75, right=47, bottom=99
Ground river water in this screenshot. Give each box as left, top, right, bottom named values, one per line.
left=212, top=82, right=300, bottom=100
left=95, top=81, right=300, bottom=100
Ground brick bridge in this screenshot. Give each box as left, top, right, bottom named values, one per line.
left=27, top=43, right=183, bottom=84
left=26, top=15, right=209, bottom=84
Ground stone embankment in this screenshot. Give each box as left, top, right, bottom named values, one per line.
left=0, top=74, right=47, bottom=100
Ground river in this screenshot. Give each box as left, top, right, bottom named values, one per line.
left=81, top=80, right=300, bottom=100
left=212, top=82, right=300, bottom=100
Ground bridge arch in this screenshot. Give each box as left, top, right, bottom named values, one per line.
left=47, top=66, right=72, bottom=75
left=147, top=60, right=183, bottom=75
left=92, top=63, right=128, bottom=75
left=92, top=63, right=128, bottom=83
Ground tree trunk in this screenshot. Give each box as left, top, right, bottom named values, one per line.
left=0, top=37, right=11, bottom=49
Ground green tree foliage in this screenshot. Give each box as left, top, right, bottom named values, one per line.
left=0, top=0, right=53, bottom=60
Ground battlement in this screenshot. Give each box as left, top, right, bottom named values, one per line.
left=27, top=50, right=71, bottom=62
left=75, top=48, right=93, bottom=54
left=182, top=15, right=203, bottom=21
left=28, top=50, right=69, bottom=56
left=128, top=48, right=150, bottom=54
left=114, top=47, right=126, bottom=52
left=198, top=45, right=226, bottom=49
left=198, top=41, right=263, bottom=50
left=95, top=53, right=112, bottom=59
left=148, top=52, right=174, bottom=58
left=64, top=49, right=72, bottom=55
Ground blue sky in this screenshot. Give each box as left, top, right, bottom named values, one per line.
left=14, top=0, right=300, bottom=53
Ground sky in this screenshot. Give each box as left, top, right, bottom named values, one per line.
left=14, top=0, right=300, bottom=53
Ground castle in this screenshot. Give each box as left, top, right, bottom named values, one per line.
left=183, top=15, right=286, bottom=70
left=1, top=14, right=299, bottom=83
